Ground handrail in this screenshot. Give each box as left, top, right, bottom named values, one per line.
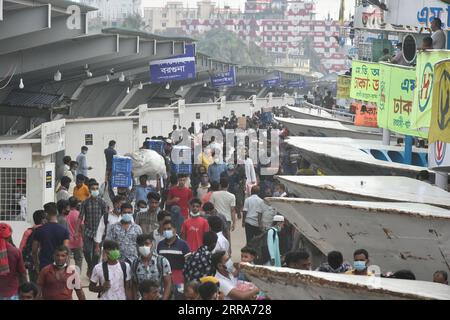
left=301, top=101, right=355, bottom=121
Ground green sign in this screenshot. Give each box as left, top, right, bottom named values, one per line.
left=411, top=50, right=450, bottom=130
left=350, top=60, right=380, bottom=103
left=378, top=63, right=427, bottom=138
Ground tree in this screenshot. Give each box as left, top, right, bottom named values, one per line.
left=122, top=14, right=145, bottom=31
left=196, top=28, right=273, bottom=67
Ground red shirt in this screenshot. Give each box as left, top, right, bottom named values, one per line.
left=0, top=243, right=26, bottom=297
left=67, top=209, right=83, bottom=249
left=181, top=216, right=210, bottom=252
left=37, top=264, right=79, bottom=300
left=168, top=186, right=193, bottom=218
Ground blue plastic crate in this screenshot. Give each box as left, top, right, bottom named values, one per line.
left=112, top=156, right=132, bottom=173
left=111, top=172, right=132, bottom=188
left=148, top=140, right=165, bottom=154
left=171, top=163, right=192, bottom=174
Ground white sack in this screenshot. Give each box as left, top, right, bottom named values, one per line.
left=125, top=149, right=167, bottom=179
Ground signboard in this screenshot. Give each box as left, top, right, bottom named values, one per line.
left=385, top=0, right=450, bottom=30
left=0, top=144, right=32, bottom=168
left=378, top=63, right=427, bottom=138
left=354, top=103, right=378, bottom=127
left=354, top=5, right=385, bottom=29
left=428, top=140, right=450, bottom=169
left=41, top=119, right=65, bottom=156
left=264, top=73, right=282, bottom=87
left=210, top=66, right=236, bottom=87
left=350, top=60, right=380, bottom=103
left=85, top=134, right=93, bottom=145
left=46, top=171, right=52, bottom=188
left=411, top=50, right=450, bottom=130
left=287, top=79, right=306, bottom=88
left=149, top=44, right=196, bottom=83
left=111, top=156, right=132, bottom=188
left=429, top=59, right=450, bottom=143
left=337, top=75, right=351, bottom=99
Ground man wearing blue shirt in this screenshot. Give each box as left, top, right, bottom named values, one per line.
left=207, top=158, right=227, bottom=184
left=134, top=175, right=155, bottom=204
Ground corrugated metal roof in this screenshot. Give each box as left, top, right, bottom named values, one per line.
left=4, top=91, right=63, bottom=108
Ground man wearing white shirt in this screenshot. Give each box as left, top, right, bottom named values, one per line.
left=431, top=18, right=447, bottom=49
left=244, top=154, right=257, bottom=196
left=242, top=185, right=264, bottom=244
left=209, top=216, right=230, bottom=254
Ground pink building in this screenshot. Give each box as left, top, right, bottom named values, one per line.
left=181, top=0, right=347, bottom=73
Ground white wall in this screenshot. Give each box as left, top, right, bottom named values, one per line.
left=138, top=106, right=177, bottom=144
left=65, top=118, right=137, bottom=184
left=0, top=143, right=33, bottom=168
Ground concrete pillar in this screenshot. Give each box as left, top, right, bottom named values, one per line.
left=382, top=128, right=390, bottom=145
left=435, top=172, right=448, bottom=191
left=404, top=136, right=413, bottom=165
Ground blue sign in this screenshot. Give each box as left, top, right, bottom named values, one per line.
left=111, top=156, right=132, bottom=188
left=210, top=66, right=236, bottom=87
left=264, top=73, right=282, bottom=87
left=287, top=79, right=306, bottom=88
left=149, top=44, right=196, bottom=83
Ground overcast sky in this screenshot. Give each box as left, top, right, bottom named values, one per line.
left=142, top=0, right=355, bottom=20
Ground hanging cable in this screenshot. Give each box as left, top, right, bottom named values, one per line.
left=0, top=64, right=16, bottom=83
left=0, top=65, right=17, bottom=90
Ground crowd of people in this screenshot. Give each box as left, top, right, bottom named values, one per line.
left=0, top=107, right=448, bottom=301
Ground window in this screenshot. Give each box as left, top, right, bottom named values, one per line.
left=162, top=22, right=166, bottom=27
left=283, top=25, right=288, bottom=31
left=162, top=13, right=167, bottom=18
left=326, top=26, right=330, bottom=31
left=283, top=36, right=288, bottom=41
left=325, top=36, right=330, bottom=42
left=267, top=25, right=272, bottom=30
left=325, top=48, right=330, bottom=53
left=267, top=36, right=272, bottom=41
left=0, top=168, right=27, bottom=221
left=196, top=113, right=201, bottom=119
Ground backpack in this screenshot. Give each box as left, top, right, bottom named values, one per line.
left=99, top=261, right=127, bottom=298
left=248, top=228, right=277, bottom=265
left=102, top=213, right=109, bottom=241
left=22, top=228, right=35, bottom=271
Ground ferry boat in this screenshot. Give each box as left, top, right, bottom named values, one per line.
left=241, top=264, right=450, bottom=300
left=276, top=175, right=450, bottom=209
left=286, top=136, right=430, bottom=178
left=265, top=197, right=450, bottom=281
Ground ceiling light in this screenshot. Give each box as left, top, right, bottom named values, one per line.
left=165, top=82, right=170, bottom=90
left=203, top=82, right=207, bottom=87
left=126, top=87, right=130, bottom=94
left=19, top=78, right=24, bottom=89
left=119, top=72, right=125, bottom=82
left=106, top=75, right=110, bottom=82
left=180, top=86, right=184, bottom=92
left=138, top=82, right=143, bottom=90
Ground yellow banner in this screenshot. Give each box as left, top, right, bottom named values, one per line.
left=429, top=60, right=450, bottom=143
left=337, top=75, right=351, bottom=99
left=411, top=50, right=450, bottom=130
left=350, top=60, right=380, bottom=103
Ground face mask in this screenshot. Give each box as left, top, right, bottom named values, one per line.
left=273, top=192, right=281, bottom=197
left=121, top=214, right=133, bottom=223
left=225, top=259, right=234, bottom=273
left=139, top=207, right=147, bottom=213
left=353, top=261, right=366, bottom=271
left=163, top=230, right=174, bottom=239
left=214, top=158, right=220, bottom=164
left=108, top=250, right=121, bottom=261
left=138, top=246, right=152, bottom=257
left=190, top=211, right=201, bottom=217
left=54, top=261, right=67, bottom=269
left=91, top=190, right=99, bottom=197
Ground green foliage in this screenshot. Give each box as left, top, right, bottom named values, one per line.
left=195, top=28, right=273, bottom=67
left=122, top=14, right=145, bottom=31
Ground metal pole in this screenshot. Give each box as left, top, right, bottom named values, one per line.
left=382, top=128, right=390, bottom=145
left=404, top=135, right=413, bottom=165
left=435, top=172, right=448, bottom=191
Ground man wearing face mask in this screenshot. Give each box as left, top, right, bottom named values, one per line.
left=181, top=199, right=210, bottom=252
left=89, top=240, right=132, bottom=300
left=76, top=182, right=109, bottom=278
left=207, top=155, right=227, bottom=184
left=94, top=195, right=126, bottom=257
left=212, top=251, right=259, bottom=300
left=157, top=221, right=190, bottom=295
left=76, top=146, right=93, bottom=178
left=106, top=203, right=143, bottom=264
left=346, top=248, right=374, bottom=276
left=131, top=234, right=172, bottom=300
left=135, top=192, right=160, bottom=235
left=37, top=245, right=85, bottom=300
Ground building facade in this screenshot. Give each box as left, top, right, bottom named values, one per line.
left=181, top=0, right=347, bottom=73
left=81, top=0, right=142, bottom=25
